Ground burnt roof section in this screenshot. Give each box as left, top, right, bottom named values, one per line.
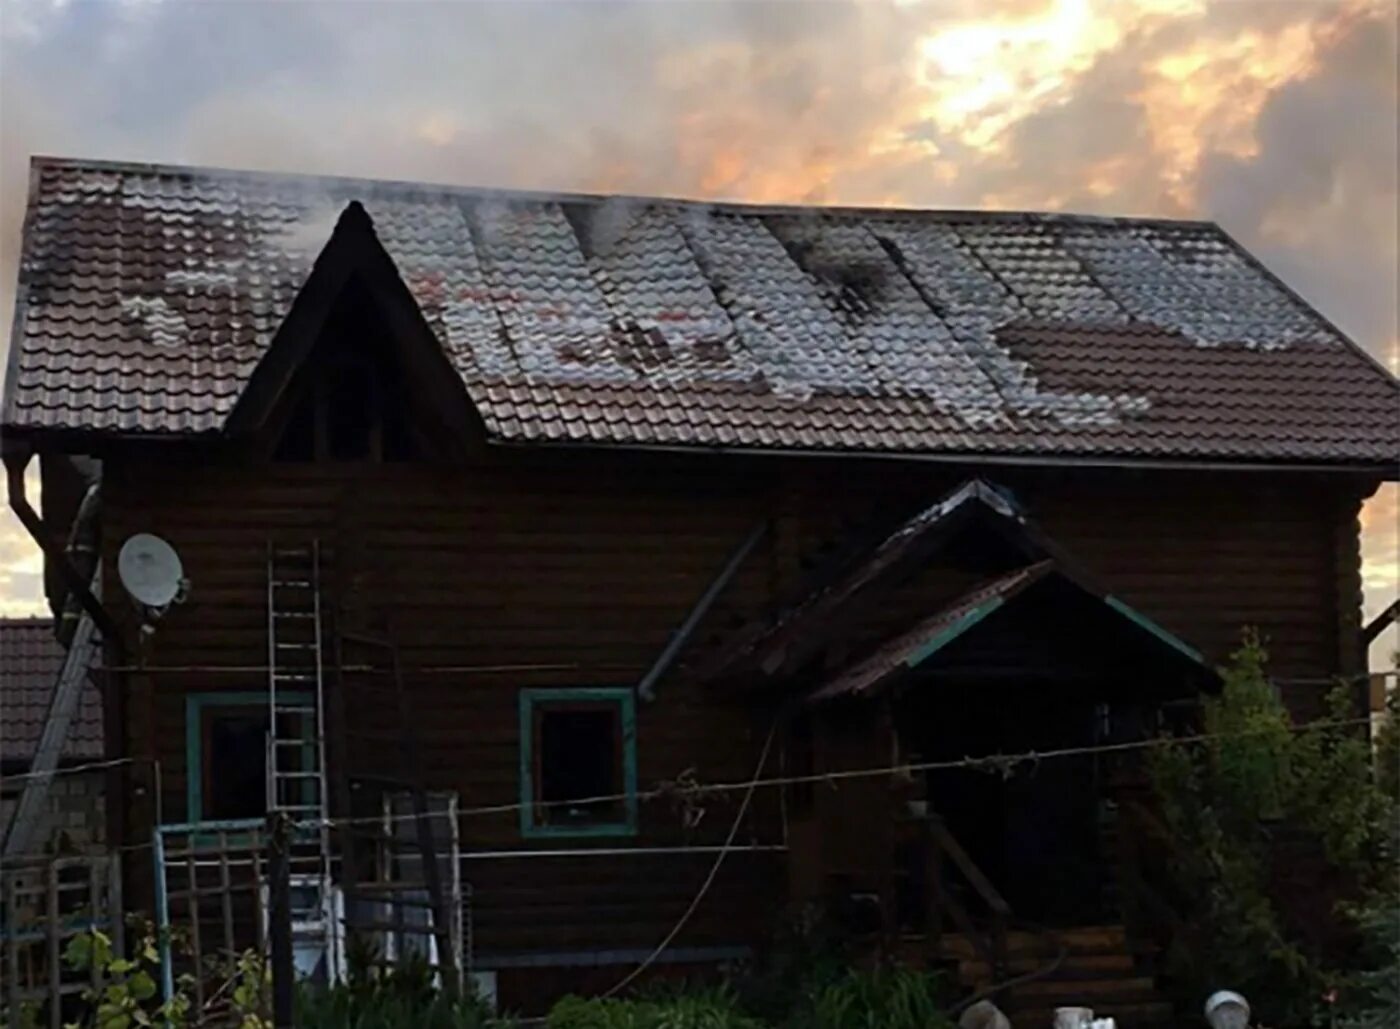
left=703, top=478, right=1069, bottom=683
left=0, top=618, right=103, bottom=765
left=808, top=559, right=1211, bottom=704
left=4, top=156, right=1398, bottom=465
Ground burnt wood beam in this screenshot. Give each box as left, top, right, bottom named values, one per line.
left=4, top=450, right=123, bottom=647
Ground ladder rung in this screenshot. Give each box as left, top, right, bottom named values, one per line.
left=274, top=673, right=317, bottom=682
left=275, top=612, right=315, bottom=620
left=274, top=738, right=312, bottom=748
left=275, top=705, right=317, bottom=715
left=275, top=772, right=324, bottom=780
left=276, top=642, right=316, bottom=651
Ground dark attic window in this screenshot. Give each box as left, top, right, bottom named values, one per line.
left=274, top=283, right=418, bottom=463
left=325, top=356, right=376, bottom=461
left=520, top=689, right=637, bottom=838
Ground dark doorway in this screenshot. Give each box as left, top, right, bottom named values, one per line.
left=900, top=680, right=1105, bottom=924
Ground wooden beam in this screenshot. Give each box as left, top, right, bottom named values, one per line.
left=1362, top=598, right=1399, bottom=648
left=4, top=453, right=121, bottom=645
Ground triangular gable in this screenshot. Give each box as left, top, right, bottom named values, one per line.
left=703, top=478, right=1097, bottom=685
left=224, top=202, right=479, bottom=454
left=807, top=559, right=1213, bottom=705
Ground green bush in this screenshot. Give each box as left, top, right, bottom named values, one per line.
left=546, top=989, right=763, bottom=1029
left=544, top=965, right=953, bottom=1029
left=296, top=954, right=503, bottom=1029
left=795, top=967, right=955, bottom=1029
left=1147, top=632, right=1395, bottom=1026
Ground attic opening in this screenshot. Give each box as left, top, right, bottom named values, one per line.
left=274, top=276, right=419, bottom=463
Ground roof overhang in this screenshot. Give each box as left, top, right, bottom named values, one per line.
left=807, top=559, right=1216, bottom=705
left=701, top=477, right=1103, bottom=686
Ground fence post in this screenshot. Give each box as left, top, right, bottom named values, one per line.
left=267, top=812, right=294, bottom=1028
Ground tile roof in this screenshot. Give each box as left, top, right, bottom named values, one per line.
left=4, top=156, right=1397, bottom=464
left=0, top=618, right=103, bottom=764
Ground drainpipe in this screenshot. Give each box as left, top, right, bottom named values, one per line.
left=4, top=447, right=122, bottom=646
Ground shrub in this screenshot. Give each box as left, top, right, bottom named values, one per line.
left=295, top=954, right=503, bottom=1029
left=546, top=990, right=763, bottom=1029
left=1147, top=632, right=1394, bottom=1026
left=794, top=966, right=955, bottom=1029
left=544, top=964, right=953, bottom=1029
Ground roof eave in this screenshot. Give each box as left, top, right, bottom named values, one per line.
left=482, top=434, right=1400, bottom=478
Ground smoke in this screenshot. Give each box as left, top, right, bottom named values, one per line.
left=0, top=0, right=1395, bottom=626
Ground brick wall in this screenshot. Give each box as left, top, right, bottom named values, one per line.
left=0, top=771, right=106, bottom=856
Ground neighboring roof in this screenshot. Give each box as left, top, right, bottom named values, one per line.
left=0, top=618, right=103, bottom=764
left=5, top=156, right=1398, bottom=465
left=808, top=560, right=1209, bottom=703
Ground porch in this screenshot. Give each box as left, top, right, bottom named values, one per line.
left=711, top=481, right=1217, bottom=1021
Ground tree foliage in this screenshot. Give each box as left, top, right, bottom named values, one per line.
left=1148, top=632, right=1396, bottom=1027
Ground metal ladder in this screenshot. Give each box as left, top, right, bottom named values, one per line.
left=265, top=541, right=340, bottom=982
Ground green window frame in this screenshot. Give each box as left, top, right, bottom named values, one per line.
left=518, top=687, right=637, bottom=839
left=185, top=691, right=312, bottom=825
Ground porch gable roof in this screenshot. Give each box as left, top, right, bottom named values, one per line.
left=703, top=477, right=1091, bottom=684
left=806, top=559, right=1212, bottom=704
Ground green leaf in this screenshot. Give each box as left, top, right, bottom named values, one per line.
left=64, top=933, right=92, bottom=970
left=128, top=970, right=157, bottom=1001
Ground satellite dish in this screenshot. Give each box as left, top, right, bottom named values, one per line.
left=118, top=534, right=186, bottom=608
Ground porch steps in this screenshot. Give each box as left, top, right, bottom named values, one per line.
left=940, top=925, right=1177, bottom=1029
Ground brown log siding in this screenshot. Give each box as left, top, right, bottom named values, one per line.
left=99, top=447, right=1372, bottom=967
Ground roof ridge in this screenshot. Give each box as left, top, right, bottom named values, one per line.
left=27, top=154, right=1224, bottom=230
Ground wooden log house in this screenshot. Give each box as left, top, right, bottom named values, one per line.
left=2, top=157, right=1396, bottom=1014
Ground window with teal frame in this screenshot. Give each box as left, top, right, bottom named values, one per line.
left=185, top=692, right=311, bottom=824
left=519, top=687, right=637, bottom=838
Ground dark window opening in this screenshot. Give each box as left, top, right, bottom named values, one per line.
left=272, top=280, right=421, bottom=464
left=275, top=390, right=317, bottom=462
left=533, top=704, right=623, bottom=827
left=202, top=708, right=269, bottom=821
left=325, top=358, right=377, bottom=461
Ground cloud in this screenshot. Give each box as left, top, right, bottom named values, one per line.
left=0, top=0, right=1395, bottom=645
left=0, top=465, right=43, bottom=617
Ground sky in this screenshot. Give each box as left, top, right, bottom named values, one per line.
left=0, top=0, right=1395, bottom=662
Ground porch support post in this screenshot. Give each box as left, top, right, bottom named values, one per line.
left=924, top=814, right=944, bottom=948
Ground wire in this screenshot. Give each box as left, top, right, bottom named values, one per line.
left=600, top=720, right=778, bottom=999
left=307, top=713, right=1376, bottom=833
left=0, top=756, right=137, bottom=785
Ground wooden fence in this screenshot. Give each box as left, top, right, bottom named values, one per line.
left=1, top=852, right=123, bottom=1029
